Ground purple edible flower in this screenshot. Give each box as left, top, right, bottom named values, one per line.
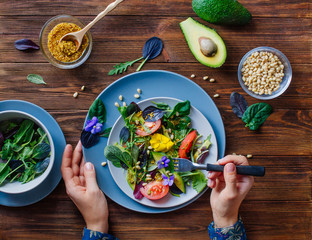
left=85, top=116, right=103, bottom=134
left=162, top=174, right=174, bottom=186
left=157, top=156, right=170, bottom=169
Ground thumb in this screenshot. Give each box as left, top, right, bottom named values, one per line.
left=84, top=162, right=99, bottom=192
left=223, top=163, right=238, bottom=197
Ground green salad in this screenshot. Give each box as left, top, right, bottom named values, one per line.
left=0, top=119, right=51, bottom=185
left=104, top=100, right=211, bottom=201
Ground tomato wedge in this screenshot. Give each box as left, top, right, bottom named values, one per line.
left=179, top=130, right=197, bottom=159
left=135, top=119, right=161, bottom=136
left=140, top=180, right=169, bottom=200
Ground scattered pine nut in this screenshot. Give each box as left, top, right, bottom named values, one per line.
left=213, top=94, right=220, bottom=98
left=114, top=102, right=120, bottom=107
left=209, top=78, right=215, bottom=83
left=123, top=102, right=127, bottom=107
left=119, top=95, right=123, bottom=101
left=203, top=76, right=209, bottom=80
left=142, top=183, right=147, bottom=186
left=247, top=154, right=253, bottom=159
left=101, top=162, right=107, bottom=167
left=137, top=88, right=142, bottom=94
left=81, top=85, right=85, bottom=91
left=134, top=93, right=140, bottom=99
left=73, top=92, right=78, bottom=98
left=197, top=140, right=202, bottom=144
left=190, top=74, right=196, bottom=78
left=232, top=153, right=237, bottom=155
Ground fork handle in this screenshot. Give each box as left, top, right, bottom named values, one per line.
left=206, top=164, right=265, bottom=177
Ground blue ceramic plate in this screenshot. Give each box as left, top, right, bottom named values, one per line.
left=0, top=100, right=66, bottom=207
left=83, top=70, right=226, bottom=213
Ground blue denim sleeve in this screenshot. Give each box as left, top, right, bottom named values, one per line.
left=82, top=227, right=120, bottom=240
left=208, top=217, right=247, bottom=240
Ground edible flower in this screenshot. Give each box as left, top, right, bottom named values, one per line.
left=85, top=116, right=103, bottom=134
left=150, top=133, right=174, bottom=152
left=157, top=156, right=170, bottom=169
left=162, top=174, right=174, bottom=186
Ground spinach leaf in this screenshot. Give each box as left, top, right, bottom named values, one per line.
left=0, top=140, right=14, bottom=160
left=131, top=144, right=139, bottom=164
left=242, top=103, right=273, bottom=130
left=88, top=98, right=106, bottom=124
left=100, top=127, right=112, bottom=138
left=13, top=120, right=34, bottom=145
left=27, top=74, right=46, bottom=85
left=192, top=170, right=207, bottom=193
left=230, top=92, right=248, bottom=118
left=0, top=163, right=10, bottom=184
left=168, top=100, right=191, bottom=118
left=31, top=142, right=51, bottom=160
left=104, top=145, right=132, bottom=169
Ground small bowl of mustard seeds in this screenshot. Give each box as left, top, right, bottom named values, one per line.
left=237, top=46, right=292, bottom=100
left=39, top=15, right=92, bottom=69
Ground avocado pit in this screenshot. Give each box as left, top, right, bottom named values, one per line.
left=199, top=37, right=218, bottom=57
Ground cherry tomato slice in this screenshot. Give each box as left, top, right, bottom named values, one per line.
left=179, top=130, right=197, bottom=159
left=140, top=180, right=169, bottom=200
left=135, top=119, right=161, bottom=136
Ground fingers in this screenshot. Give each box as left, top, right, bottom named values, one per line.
left=72, top=141, right=83, bottom=176
left=61, top=144, right=74, bottom=183
left=223, top=163, right=238, bottom=198
left=218, top=155, right=249, bottom=166
left=84, top=162, right=100, bottom=192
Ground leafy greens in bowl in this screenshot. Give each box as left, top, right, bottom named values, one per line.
left=0, top=110, right=54, bottom=194
left=105, top=97, right=218, bottom=208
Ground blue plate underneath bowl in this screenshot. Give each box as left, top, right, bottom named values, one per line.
left=0, top=100, right=66, bottom=207
left=83, top=70, right=226, bottom=213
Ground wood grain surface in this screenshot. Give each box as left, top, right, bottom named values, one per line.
left=0, top=0, right=311, bottom=239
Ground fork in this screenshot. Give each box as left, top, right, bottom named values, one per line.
left=173, top=158, right=265, bottom=176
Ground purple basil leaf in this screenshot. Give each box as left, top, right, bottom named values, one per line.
left=15, top=39, right=39, bottom=51
left=119, top=126, right=130, bottom=143
left=4, top=126, right=19, bottom=140
left=126, top=102, right=141, bottom=117
left=8, top=160, right=25, bottom=173
left=142, top=106, right=165, bottom=122
left=196, top=150, right=210, bottom=164
left=0, top=131, right=4, bottom=150
left=138, top=149, right=147, bottom=168
left=142, top=37, right=163, bottom=60
left=230, top=92, right=248, bottom=118
left=133, top=181, right=144, bottom=199
left=80, top=130, right=100, bottom=148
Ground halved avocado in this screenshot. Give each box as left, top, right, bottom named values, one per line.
left=180, top=17, right=227, bottom=68
left=173, top=172, right=186, bottom=193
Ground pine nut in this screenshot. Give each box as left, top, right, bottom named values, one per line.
left=209, top=78, right=215, bottom=83
left=213, top=94, right=220, bottom=98
left=119, top=95, right=123, bottom=101
left=81, top=85, right=85, bottom=91
left=101, top=162, right=107, bottom=166
left=137, top=88, right=142, bottom=94
left=134, top=94, right=140, bottom=99
left=115, top=102, right=120, bottom=107
left=190, top=74, right=195, bottom=78
left=73, top=92, right=78, bottom=98
left=203, top=76, right=209, bottom=80
left=247, top=154, right=253, bottom=159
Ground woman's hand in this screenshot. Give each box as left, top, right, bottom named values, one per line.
left=61, top=141, right=109, bottom=233
left=207, top=155, right=254, bottom=228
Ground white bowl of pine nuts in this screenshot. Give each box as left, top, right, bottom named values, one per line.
left=238, top=47, right=292, bottom=100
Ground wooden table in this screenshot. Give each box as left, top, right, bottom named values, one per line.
left=0, top=0, right=311, bottom=239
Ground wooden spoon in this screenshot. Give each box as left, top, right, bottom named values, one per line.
left=60, top=0, right=124, bottom=51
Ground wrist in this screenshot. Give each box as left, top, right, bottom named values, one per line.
left=212, top=212, right=238, bottom=228
left=86, top=222, right=109, bottom=233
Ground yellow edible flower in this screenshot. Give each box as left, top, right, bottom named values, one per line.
left=150, top=133, right=174, bottom=152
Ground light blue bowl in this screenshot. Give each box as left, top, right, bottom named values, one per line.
left=238, top=46, right=292, bottom=100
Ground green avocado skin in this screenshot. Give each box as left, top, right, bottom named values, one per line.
left=192, top=0, right=252, bottom=25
